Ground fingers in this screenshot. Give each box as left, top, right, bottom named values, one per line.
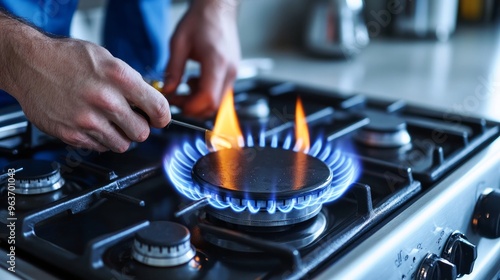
left=178, top=57, right=238, bottom=118
left=108, top=105, right=151, bottom=143
left=106, top=59, right=171, bottom=129
left=58, top=128, right=109, bottom=153
left=74, top=136, right=109, bottom=153
left=181, top=58, right=225, bottom=117
left=87, top=121, right=132, bottom=153
left=61, top=112, right=141, bottom=153
left=163, top=34, right=190, bottom=95
left=124, top=83, right=171, bottom=129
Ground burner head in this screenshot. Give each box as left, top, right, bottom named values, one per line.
left=193, top=147, right=332, bottom=199
left=192, top=147, right=332, bottom=226
left=132, top=221, right=196, bottom=267
left=355, top=112, right=411, bottom=148
left=3, top=160, right=64, bottom=195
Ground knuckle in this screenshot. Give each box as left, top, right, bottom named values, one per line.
left=92, top=94, right=123, bottom=115
left=105, top=59, right=130, bottom=83
left=152, top=100, right=171, bottom=126
left=103, top=100, right=123, bottom=114
left=60, top=129, right=84, bottom=147
left=74, top=113, right=98, bottom=131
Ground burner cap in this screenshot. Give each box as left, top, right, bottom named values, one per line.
left=355, top=111, right=411, bottom=148
left=192, top=147, right=332, bottom=200
left=3, top=160, right=64, bottom=195
left=132, top=221, right=196, bottom=267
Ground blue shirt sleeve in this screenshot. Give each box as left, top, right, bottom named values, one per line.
left=0, top=0, right=78, bottom=36
left=104, top=0, right=171, bottom=80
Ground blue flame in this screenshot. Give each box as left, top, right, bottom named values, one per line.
left=164, top=132, right=360, bottom=214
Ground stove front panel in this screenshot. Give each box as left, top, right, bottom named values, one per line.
left=318, top=138, right=500, bottom=280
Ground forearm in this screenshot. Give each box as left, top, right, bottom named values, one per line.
left=0, top=10, right=48, bottom=98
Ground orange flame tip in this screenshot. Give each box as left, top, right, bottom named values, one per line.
left=210, top=88, right=244, bottom=150
left=294, top=97, right=310, bottom=153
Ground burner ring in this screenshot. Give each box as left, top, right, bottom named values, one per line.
left=3, top=160, right=65, bottom=195
left=354, top=111, right=411, bottom=148
left=132, top=221, right=196, bottom=267
left=203, top=211, right=329, bottom=252
left=206, top=203, right=322, bottom=227
left=166, top=137, right=359, bottom=224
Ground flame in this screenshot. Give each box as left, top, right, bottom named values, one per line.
left=209, top=88, right=243, bottom=150
left=294, top=97, right=310, bottom=152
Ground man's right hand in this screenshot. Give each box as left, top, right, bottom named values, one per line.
left=0, top=13, right=171, bottom=152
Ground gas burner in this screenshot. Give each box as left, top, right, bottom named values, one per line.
left=166, top=136, right=359, bottom=226
left=193, top=147, right=332, bottom=226
left=3, top=159, right=65, bottom=195
left=132, top=221, right=196, bottom=267
left=203, top=211, right=329, bottom=252
left=355, top=111, right=411, bottom=148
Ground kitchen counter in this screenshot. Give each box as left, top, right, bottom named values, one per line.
left=255, top=25, right=500, bottom=122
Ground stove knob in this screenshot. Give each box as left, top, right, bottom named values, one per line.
left=472, top=189, right=500, bottom=238
left=132, top=221, right=196, bottom=267
left=416, top=253, right=457, bottom=280
left=441, top=231, right=477, bottom=276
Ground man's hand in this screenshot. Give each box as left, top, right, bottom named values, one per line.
left=0, top=13, right=171, bottom=152
left=163, top=0, right=240, bottom=118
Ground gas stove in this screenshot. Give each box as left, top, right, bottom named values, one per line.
left=0, top=78, right=499, bottom=280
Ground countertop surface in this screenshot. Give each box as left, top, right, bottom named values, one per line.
left=256, top=25, right=500, bottom=122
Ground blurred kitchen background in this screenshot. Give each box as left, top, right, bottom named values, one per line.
left=70, top=0, right=500, bottom=121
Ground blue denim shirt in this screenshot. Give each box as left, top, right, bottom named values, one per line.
left=0, top=0, right=170, bottom=106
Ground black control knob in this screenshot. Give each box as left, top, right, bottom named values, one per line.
left=416, top=253, right=457, bottom=280
left=441, top=231, right=477, bottom=276
left=472, top=189, right=500, bottom=238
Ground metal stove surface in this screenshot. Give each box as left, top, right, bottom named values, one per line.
left=0, top=78, right=498, bottom=280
